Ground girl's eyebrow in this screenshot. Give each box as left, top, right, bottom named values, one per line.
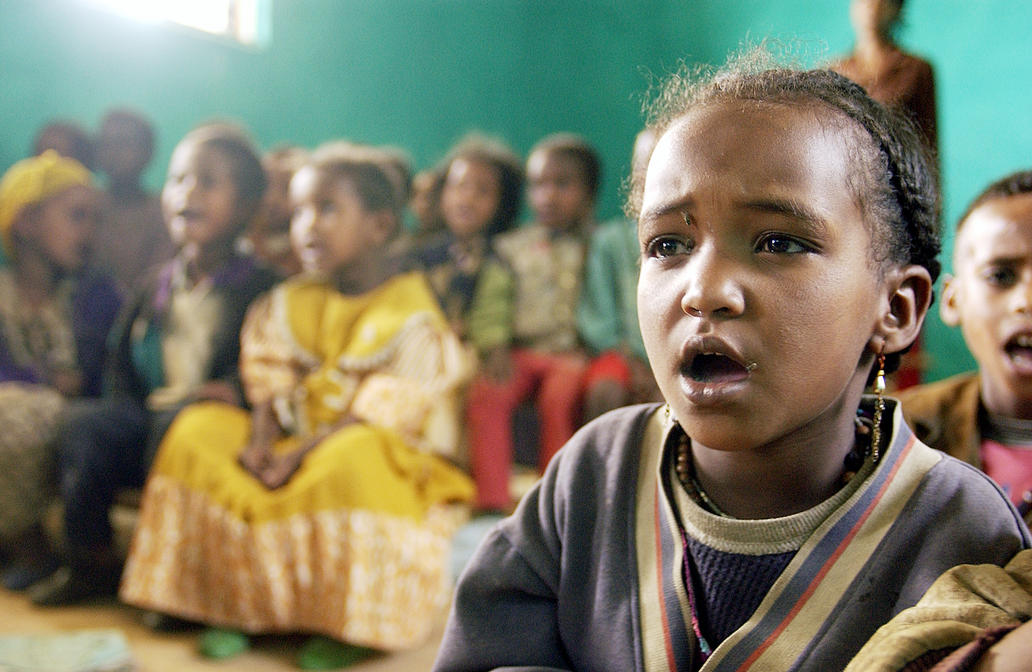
left=978, top=254, right=1022, bottom=268
left=744, top=198, right=830, bottom=236
left=639, top=197, right=692, bottom=225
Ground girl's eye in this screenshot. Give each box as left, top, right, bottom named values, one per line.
left=756, top=233, right=810, bottom=255
left=983, top=266, right=1017, bottom=287
left=645, top=236, right=691, bottom=258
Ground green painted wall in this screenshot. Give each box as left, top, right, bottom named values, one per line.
left=2, top=0, right=1030, bottom=382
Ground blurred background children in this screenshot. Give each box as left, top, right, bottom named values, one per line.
left=411, top=167, right=446, bottom=239
left=898, top=170, right=1032, bottom=523
left=91, top=107, right=175, bottom=293
left=0, top=151, right=120, bottom=591
left=119, top=142, right=474, bottom=668
left=577, top=127, right=661, bottom=422
left=28, top=124, right=278, bottom=606
left=411, top=132, right=523, bottom=343
left=31, top=119, right=95, bottom=171
left=464, top=133, right=598, bottom=512
left=0, top=120, right=96, bottom=270
left=242, top=144, right=308, bottom=278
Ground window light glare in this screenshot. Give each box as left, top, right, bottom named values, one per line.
left=85, top=0, right=252, bottom=43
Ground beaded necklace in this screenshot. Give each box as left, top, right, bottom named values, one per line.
left=671, top=408, right=880, bottom=518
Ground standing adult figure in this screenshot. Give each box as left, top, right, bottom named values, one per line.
left=831, top=0, right=938, bottom=159
left=831, top=0, right=938, bottom=390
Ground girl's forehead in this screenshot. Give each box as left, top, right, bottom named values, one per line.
left=649, top=102, right=855, bottom=178
left=958, top=194, right=1032, bottom=263
left=642, top=101, right=864, bottom=231
left=449, top=156, right=499, bottom=180
left=170, top=141, right=232, bottom=172
left=527, top=150, right=583, bottom=179
left=291, top=166, right=359, bottom=201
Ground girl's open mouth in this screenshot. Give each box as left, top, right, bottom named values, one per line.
left=687, top=353, right=752, bottom=384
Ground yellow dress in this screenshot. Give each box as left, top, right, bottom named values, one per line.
left=119, top=272, right=475, bottom=649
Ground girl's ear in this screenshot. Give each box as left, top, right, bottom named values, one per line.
left=938, top=274, right=961, bottom=327
left=9, top=203, right=41, bottom=249
left=872, top=264, right=934, bottom=355
left=368, top=210, right=397, bottom=247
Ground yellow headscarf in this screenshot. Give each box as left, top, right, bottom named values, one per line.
left=0, top=150, right=93, bottom=253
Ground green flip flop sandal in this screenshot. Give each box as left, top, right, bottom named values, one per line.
left=296, top=636, right=373, bottom=669
left=198, top=627, right=250, bottom=659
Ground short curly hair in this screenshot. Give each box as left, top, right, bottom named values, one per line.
left=529, top=133, right=602, bottom=201
left=629, top=48, right=942, bottom=375
left=956, top=169, right=1032, bottom=233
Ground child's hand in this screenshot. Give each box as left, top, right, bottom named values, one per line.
left=238, top=401, right=280, bottom=480
left=257, top=450, right=305, bottom=490
left=973, top=621, right=1032, bottom=672
left=483, top=347, right=513, bottom=383
left=192, top=381, right=240, bottom=406
left=238, top=439, right=271, bottom=479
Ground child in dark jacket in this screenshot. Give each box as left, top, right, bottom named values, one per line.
left=29, top=123, right=278, bottom=606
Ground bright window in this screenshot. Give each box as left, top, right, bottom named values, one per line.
left=87, top=0, right=270, bottom=47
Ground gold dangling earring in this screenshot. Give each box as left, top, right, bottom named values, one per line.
left=870, top=352, right=886, bottom=462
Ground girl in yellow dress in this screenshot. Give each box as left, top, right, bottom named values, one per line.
left=119, top=142, right=474, bottom=667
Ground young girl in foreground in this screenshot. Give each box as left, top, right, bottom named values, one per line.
left=432, top=56, right=1031, bottom=672
left=120, top=142, right=474, bottom=667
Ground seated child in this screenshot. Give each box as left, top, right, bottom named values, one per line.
left=898, top=170, right=1032, bottom=524
left=846, top=549, right=1032, bottom=672
left=411, top=133, right=524, bottom=343
left=411, top=167, right=446, bottom=238
left=389, top=166, right=446, bottom=260
left=243, top=144, right=308, bottom=278
left=0, top=151, right=121, bottom=590
left=28, top=123, right=278, bottom=606
left=31, top=119, right=95, bottom=170
left=91, top=107, right=174, bottom=293
left=118, top=142, right=474, bottom=667
left=465, top=133, right=598, bottom=511
left=578, top=127, right=662, bottom=422
left=433, top=54, right=1030, bottom=672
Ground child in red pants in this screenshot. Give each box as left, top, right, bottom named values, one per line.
left=466, top=134, right=601, bottom=511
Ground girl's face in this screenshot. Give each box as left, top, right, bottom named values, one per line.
left=440, top=158, right=502, bottom=239
left=527, top=150, right=594, bottom=231
left=289, top=166, right=386, bottom=276
left=162, top=141, right=244, bottom=251
left=637, top=102, right=884, bottom=453
left=850, top=0, right=900, bottom=38
left=942, top=194, right=1032, bottom=417
left=19, top=185, right=98, bottom=272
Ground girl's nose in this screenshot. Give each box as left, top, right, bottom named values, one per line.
left=170, top=175, right=199, bottom=205
left=679, top=248, right=745, bottom=318
left=291, top=207, right=315, bottom=236
left=1013, top=274, right=1032, bottom=314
